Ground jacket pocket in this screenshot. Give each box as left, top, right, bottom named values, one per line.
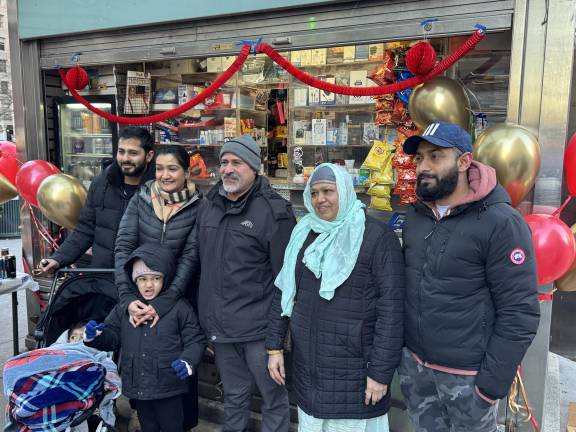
left=157, top=355, right=184, bottom=388
left=119, top=353, right=134, bottom=388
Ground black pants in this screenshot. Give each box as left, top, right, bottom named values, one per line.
left=133, top=395, right=184, bottom=432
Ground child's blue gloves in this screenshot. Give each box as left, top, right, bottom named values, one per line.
left=84, top=320, right=105, bottom=341
left=171, top=359, right=193, bottom=380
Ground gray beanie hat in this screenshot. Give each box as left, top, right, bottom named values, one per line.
left=219, top=135, right=261, bottom=172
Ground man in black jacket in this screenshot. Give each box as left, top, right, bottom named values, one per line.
left=39, top=127, right=154, bottom=272
left=196, top=135, right=295, bottom=432
left=399, top=122, right=540, bottom=432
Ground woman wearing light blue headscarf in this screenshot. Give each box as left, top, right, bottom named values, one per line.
left=266, top=163, right=405, bottom=432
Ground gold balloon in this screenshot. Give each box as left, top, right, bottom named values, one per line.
left=37, top=173, right=87, bottom=229
left=408, top=76, right=471, bottom=130
left=0, top=173, right=17, bottom=204
left=555, top=223, right=576, bottom=292
left=473, top=124, right=540, bottom=207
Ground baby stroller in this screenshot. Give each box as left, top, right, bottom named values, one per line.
left=3, top=269, right=120, bottom=432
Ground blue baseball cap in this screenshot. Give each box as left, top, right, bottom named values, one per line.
left=403, top=121, right=473, bottom=155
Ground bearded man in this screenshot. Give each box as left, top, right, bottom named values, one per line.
left=398, top=121, right=540, bottom=432
left=40, top=127, right=154, bottom=272
left=195, top=135, right=295, bottom=432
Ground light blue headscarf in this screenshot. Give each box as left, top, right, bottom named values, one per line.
left=275, top=163, right=366, bottom=317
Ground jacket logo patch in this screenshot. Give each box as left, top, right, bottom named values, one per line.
left=240, top=220, right=254, bottom=229
left=510, top=248, right=526, bottom=265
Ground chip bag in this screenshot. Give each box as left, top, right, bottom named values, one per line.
left=361, top=140, right=393, bottom=171
left=369, top=195, right=393, bottom=211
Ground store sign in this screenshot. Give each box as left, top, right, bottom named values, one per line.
left=17, top=0, right=340, bottom=39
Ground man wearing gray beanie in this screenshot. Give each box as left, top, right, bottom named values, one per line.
left=193, top=135, right=296, bottom=431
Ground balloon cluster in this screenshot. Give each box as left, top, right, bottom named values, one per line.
left=0, top=143, right=87, bottom=230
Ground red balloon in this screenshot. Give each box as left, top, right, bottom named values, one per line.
left=0, top=152, right=18, bottom=185
left=525, top=213, right=576, bottom=285
left=16, top=160, right=60, bottom=207
left=565, top=132, right=576, bottom=196
left=0, top=141, right=16, bottom=159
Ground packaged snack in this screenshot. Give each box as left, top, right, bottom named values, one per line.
left=397, top=167, right=417, bottom=182
left=391, top=99, right=405, bottom=123
left=361, top=140, right=393, bottom=170
left=369, top=195, right=393, bottom=211
left=367, top=184, right=391, bottom=197
left=399, top=194, right=417, bottom=205
left=375, top=111, right=394, bottom=126
left=375, top=98, right=394, bottom=112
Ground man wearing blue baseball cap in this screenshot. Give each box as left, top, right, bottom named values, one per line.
left=398, top=121, right=540, bottom=431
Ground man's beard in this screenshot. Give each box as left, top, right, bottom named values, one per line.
left=222, top=173, right=242, bottom=193
left=119, top=161, right=147, bottom=178
left=416, top=164, right=459, bottom=202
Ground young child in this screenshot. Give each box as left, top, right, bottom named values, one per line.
left=67, top=322, right=85, bottom=344
left=84, top=243, right=205, bottom=432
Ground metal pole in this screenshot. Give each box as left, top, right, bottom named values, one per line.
left=12, top=291, right=19, bottom=355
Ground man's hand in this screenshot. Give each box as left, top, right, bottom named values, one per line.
left=365, top=377, right=388, bottom=406
left=39, top=258, right=59, bottom=274
left=268, top=352, right=286, bottom=386
left=128, top=301, right=159, bottom=327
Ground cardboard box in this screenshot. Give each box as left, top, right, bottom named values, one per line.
left=300, top=50, right=313, bottom=67
left=170, top=59, right=200, bottom=75
left=221, top=56, right=237, bottom=70
left=207, top=57, right=223, bottom=73
left=343, top=46, right=356, bottom=63
left=308, top=87, right=320, bottom=106
left=311, top=48, right=327, bottom=65
left=568, top=402, right=576, bottom=432
left=294, top=88, right=308, bottom=107
left=320, top=77, right=336, bottom=105
left=312, top=119, right=327, bottom=145
left=349, top=70, right=372, bottom=104
left=327, top=47, right=344, bottom=64
left=369, top=44, right=384, bottom=61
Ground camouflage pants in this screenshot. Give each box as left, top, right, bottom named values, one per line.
left=398, top=348, right=498, bottom=432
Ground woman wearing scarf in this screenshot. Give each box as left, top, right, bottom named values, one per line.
left=267, top=163, right=404, bottom=432
left=114, top=145, right=202, bottom=429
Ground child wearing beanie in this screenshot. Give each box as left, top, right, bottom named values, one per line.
left=84, top=243, right=205, bottom=432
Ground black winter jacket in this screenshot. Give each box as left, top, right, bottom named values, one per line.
left=115, top=180, right=202, bottom=317
left=51, top=163, right=151, bottom=269
left=86, top=243, right=206, bottom=400
left=197, top=176, right=296, bottom=343
left=266, top=216, right=405, bottom=419
left=403, top=178, right=540, bottom=401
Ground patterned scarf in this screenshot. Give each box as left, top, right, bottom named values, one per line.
left=150, top=180, right=196, bottom=222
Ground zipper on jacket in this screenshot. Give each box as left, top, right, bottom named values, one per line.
left=309, top=286, right=320, bottom=416
left=419, top=220, right=438, bottom=360
left=161, top=222, right=167, bottom=244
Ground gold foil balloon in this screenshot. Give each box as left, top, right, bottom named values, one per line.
left=0, top=173, right=17, bottom=204
left=36, top=173, right=87, bottom=229
left=408, top=76, right=471, bottom=130
left=555, top=223, right=576, bottom=292
left=473, top=124, right=540, bottom=207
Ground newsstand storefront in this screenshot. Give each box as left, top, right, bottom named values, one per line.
left=8, top=0, right=576, bottom=430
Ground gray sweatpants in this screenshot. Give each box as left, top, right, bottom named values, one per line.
left=214, top=339, right=290, bottom=432
left=397, top=348, right=498, bottom=432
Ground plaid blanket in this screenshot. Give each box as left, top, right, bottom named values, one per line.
left=3, top=345, right=121, bottom=432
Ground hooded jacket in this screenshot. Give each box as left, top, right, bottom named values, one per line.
left=403, top=161, right=540, bottom=400
left=197, top=176, right=296, bottom=343
left=86, top=243, right=206, bottom=400
left=115, top=180, right=202, bottom=317
left=51, top=162, right=152, bottom=269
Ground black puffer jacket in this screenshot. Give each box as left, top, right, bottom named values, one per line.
left=87, top=243, right=206, bottom=400
left=197, top=176, right=296, bottom=343
left=51, top=163, right=151, bottom=269
left=115, top=180, right=202, bottom=317
left=403, top=164, right=539, bottom=401
left=266, top=216, right=405, bottom=419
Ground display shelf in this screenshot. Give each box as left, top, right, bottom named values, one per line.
left=64, top=133, right=112, bottom=138
left=65, top=153, right=113, bottom=157
left=292, top=104, right=376, bottom=113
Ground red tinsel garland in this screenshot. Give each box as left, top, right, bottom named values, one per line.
left=60, top=29, right=485, bottom=124
left=58, top=45, right=252, bottom=125
left=256, top=29, right=484, bottom=96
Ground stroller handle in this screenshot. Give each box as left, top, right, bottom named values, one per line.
left=54, top=268, right=115, bottom=277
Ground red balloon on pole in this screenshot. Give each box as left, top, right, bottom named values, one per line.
left=525, top=213, right=576, bottom=285
left=565, top=132, right=576, bottom=196
left=0, top=141, right=16, bottom=159
left=0, top=152, right=18, bottom=185
left=16, top=160, right=60, bottom=207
